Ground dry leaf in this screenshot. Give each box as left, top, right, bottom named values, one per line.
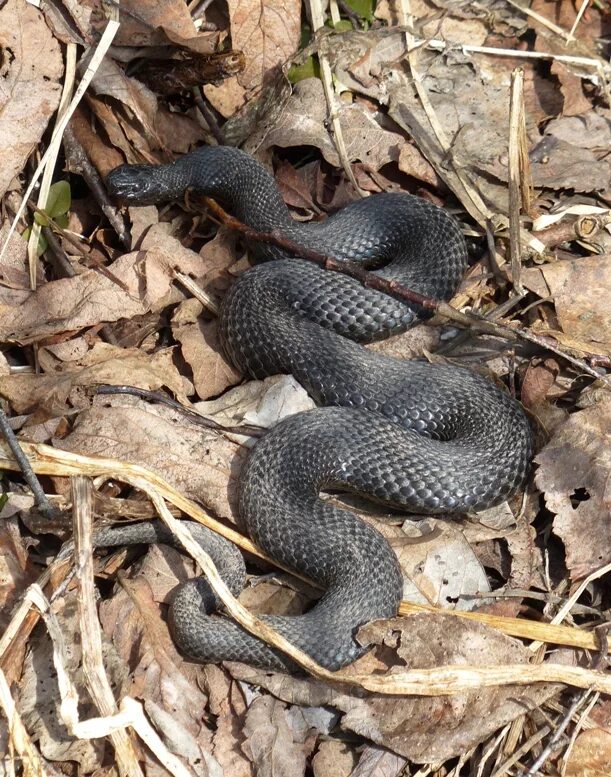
left=349, top=745, right=406, bottom=777
left=172, top=300, right=242, bottom=400
left=521, top=358, right=561, bottom=408
left=207, top=670, right=252, bottom=777
left=57, top=398, right=243, bottom=520
left=98, top=550, right=222, bottom=773
left=538, top=256, right=611, bottom=349
left=241, top=696, right=316, bottom=777
left=535, top=397, right=611, bottom=581
left=0, top=344, right=189, bottom=415
left=195, top=374, right=315, bottom=433
left=389, top=520, right=492, bottom=609
left=18, top=599, right=122, bottom=770
left=0, top=221, right=30, bottom=288
left=0, top=234, right=214, bottom=344
left=529, top=135, right=611, bottom=192
left=545, top=112, right=611, bottom=151
left=261, top=78, right=404, bottom=171
left=0, top=0, right=63, bottom=198
left=564, top=728, right=611, bottom=777
left=111, top=0, right=219, bottom=52
left=229, top=614, right=556, bottom=763
left=312, top=740, right=357, bottom=777
left=226, top=0, right=301, bottom=94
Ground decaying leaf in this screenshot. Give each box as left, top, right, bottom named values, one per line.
left=0, top=344, right=189, bottom=416
left=242, top=695, right=317, bottom=777
left=226, top=0, right=301, bottom=95
left=172, top=299, right=242, bottom=400
left=57, top=398, right=242, bottom=520
left=205, top=666, right=252, bottom=777
left=0, top=228, right=217, bottom=344
left=311, top=739, right=357, bottom=777
left=229, top=614, right=557, bottom=763
left=261, top=78, right=404, bottom=171
left=0, top=0, right=63, bottom=198
left=535, top=397, right=611, bottom=580
left=564, top=728, right=611, bottom=776
left=389, top=519, right=492, bottom=609
left=97, top=547, right=222, bottom=773
left=18, top=599, right=124, bottom=770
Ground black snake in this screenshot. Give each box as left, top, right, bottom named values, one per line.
left=102, top=145, right=532, bottom=670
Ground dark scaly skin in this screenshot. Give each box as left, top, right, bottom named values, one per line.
left=104, top=146, right=533, bottom=670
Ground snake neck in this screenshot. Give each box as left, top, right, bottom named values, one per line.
left=167, top=146, right=293, bottom=233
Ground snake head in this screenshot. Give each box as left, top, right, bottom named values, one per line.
left=106, top=164, right=167, bottom=205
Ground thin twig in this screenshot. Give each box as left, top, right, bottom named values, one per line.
left=336, top=0, right=361, bottom=29
left=0, top=407, right=56, bottom=520
left=27, top=43, right=77, bottom=290
left=524, top=691, right=593, bottom=775
left=0, top=438, right=608, bottom=658
left=95, top=385, right=265, bottom=437
left=63, top=125, right=131, bottom=250
left=308, top=0, right=365, bottom=196
left=508, top=68, right=528, bottom=295
left=566, top=0, right=591, bottom=43
left=0, top=18, right=120, bottom=263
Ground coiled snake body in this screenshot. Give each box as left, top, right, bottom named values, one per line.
left=104, top=146, right=532, bottom=670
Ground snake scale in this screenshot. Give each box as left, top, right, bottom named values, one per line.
left=101, top=145, right=532, bottom=670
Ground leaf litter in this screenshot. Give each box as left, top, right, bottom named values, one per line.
left=0, top=0, right=610, bottom=774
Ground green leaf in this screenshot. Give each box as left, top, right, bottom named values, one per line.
left=22, top=227, right=48, bottom=257
left=45, top=180, right=71, bottom=219
left=288, top=55, right=321, bottom=84
left=328, top=19, right=353, bottom=31
left=344, top=0, right=375, bottom=21
left=33, top=211, right=51, bottom=227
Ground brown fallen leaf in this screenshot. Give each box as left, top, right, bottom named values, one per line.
left=172, top=299, right=242, bottom=400
left=111, top=0, right=219, bottom=52
left=0, top=230, right=214, bottom=344
left=564, top=728, right=611, bottom=777
left=348, top=745, right=407, bottom=777
left=529, top=135, right=611, bottom=193
left=520, top=357, right=568, bottom=438
left=241, top=695, right=317, bottom=777
left=0, top=344, right=189, bottom=416
left=521, top=358, right=561, bottom=408
left=261, top=78, right=404, bottom=171
left=225, top=0, right=301, bottom=95
left=228, top=613, right=557, bottom=763
left=88, top=56, right=161, bottom=158
left=17, top=599, right=120, bottom=770
left=312, top=739, right=357, bottom=777
left=545, top=112, right=611, bottom=151
left=397, top=142, right=442, bottom=188
left=386, top=519, right=492, bottom=609
left=551, top=60, right=592, bottom=117
left=0, top=514, right=36, bottom=685
left=538, top=256, right=611, bottom=349
left=0, top=0, right=63, bottom=199
left=205, top=667, right=252, bottom=777
left=0, top=221, right=31, bottom=289
left=535, top=396, right=611, bottom=581
left=57, top=398, right=243, bottom=520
